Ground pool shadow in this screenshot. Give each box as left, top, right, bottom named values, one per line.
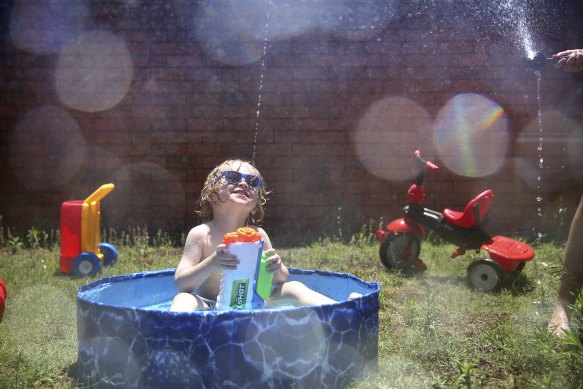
left=67, top=361, right=81, bottom=383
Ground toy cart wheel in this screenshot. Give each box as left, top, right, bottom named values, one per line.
left=99, top=243, right=119, bottom=267
left=73, top=252, right=103, bottom=277
left=379, top=232, right=421, bottom=270
left=467, top=258, right=503, bottom=292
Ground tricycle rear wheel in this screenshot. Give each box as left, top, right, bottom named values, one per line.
left=467, top=258, right=503, bottom=292
left=379, top=232, right=421, bottom=270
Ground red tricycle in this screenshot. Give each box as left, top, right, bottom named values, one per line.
left=376, top=150, right=535, bottom=292
left=60, top=183, right=118, bottom=277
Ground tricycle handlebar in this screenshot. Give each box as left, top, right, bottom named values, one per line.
left=414, top=150, right=439, bottom=171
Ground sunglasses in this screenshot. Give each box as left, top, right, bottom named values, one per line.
left=214, top=170, right=262, bottom=188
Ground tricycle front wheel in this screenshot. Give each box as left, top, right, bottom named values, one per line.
left=379, top=232, right=421, bottom=270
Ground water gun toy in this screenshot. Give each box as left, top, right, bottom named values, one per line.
left=216, top=227, right=274, bottom=310
left=60, top=183, right=119, bottom=277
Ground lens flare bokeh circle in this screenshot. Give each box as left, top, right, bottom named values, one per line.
left=193, top=1, right=265, bottom=66
left=355, top=96, right=433, bottom=182
left=433, top=93, right=509, bottom=178
left=9, top=0, right=88, bottom=55
left=516, top=110, right=583, bottom=189
left=55, top=30, right=133, bottom=112
left=9, top=105, right=86, bottom=190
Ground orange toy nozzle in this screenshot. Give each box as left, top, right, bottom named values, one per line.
left=222, top=227, right=261, bottom=244
left=223, top=232, right=240, bottom=245
left=237, top=227, right=261, bottom=242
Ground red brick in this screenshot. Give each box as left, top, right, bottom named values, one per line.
left=0, top=2, right=581, bottom=238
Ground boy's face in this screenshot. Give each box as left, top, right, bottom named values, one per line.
left=213, top=163, right=261, bottom=210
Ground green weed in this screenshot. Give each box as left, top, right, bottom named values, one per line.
left=7, top=235, right=24, bottom=254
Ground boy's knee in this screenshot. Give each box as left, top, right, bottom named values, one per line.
left=283, top=280, right=308, bottom=291
left=170, top=293, right=198, bottom=312
left=173, top=292, right=194, bottom=302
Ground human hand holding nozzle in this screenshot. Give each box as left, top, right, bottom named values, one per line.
left=527, top=49, right=583, bottom=72
left=552, top=49, right=583, bottom=72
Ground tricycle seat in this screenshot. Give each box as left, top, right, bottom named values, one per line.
left=443, top=189, right=493, bottom=228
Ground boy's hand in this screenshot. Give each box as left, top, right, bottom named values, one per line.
left=262, top=248, right=283, bottom=272
left=213, top=244, right=239, bottom=270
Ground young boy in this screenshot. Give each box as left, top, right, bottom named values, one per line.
left=170, top=159, right=356, bottom=312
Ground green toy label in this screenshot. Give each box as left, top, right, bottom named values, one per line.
left=230, top=279, right=249, bottom=309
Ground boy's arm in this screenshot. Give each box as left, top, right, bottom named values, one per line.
left=174, top=226, right=237, bottom=293
left=258, top=227, right=289, bottom=285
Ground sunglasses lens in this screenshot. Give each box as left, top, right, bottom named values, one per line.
left=247, top=175, right=261, bottom=188
left=224, top=171, right=242, bottom=185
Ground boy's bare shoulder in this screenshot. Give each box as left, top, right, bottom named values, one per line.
left=186, top=223, right=211, bottom=241
left=256, top=226, right=273, bottom=247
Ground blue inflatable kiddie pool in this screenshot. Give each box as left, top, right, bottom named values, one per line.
left=77, top=268, right=380, bottom=388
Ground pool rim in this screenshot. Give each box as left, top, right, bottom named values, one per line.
left=77, top=267, right=381, bottom=316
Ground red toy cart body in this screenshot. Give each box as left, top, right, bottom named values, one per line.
left=0, top=277, right=6, bottom=317
left=60, top=184, right=118, bottom=277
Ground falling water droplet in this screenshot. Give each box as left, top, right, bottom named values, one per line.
left=251, top=1, right=272, bottom=163
left=534, top=70, right=544, bottom=245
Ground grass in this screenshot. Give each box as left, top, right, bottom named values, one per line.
left=0, top=228, right=582, bottom=388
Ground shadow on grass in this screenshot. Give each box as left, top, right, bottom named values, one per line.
left=383, top=265, right=537, bottom=296
left=382, top=266, right=429, bottom=279
left=53, top=269, right=70, bottom=277
left=506, top=272, right=537, bottom=295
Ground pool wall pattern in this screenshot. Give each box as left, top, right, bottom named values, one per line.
left=77, top=268, right=380, bottom=388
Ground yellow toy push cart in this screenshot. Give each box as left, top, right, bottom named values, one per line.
left=60, top=183, right=118, bottom=277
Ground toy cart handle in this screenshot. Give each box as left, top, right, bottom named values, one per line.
left=84, top=183, right=115, bottom=204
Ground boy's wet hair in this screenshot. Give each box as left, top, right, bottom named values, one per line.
left=196, top=159, right=270, bottom=224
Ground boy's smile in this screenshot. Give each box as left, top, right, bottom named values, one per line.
left=232, top=186, right=253, bottom=199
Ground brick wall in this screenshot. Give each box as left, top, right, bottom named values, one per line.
left=1, top=0, right=582, bottom=241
